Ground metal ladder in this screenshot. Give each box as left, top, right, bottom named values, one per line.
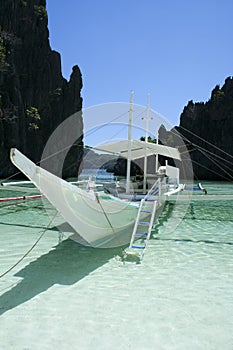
left=124, top=198, right=157, bottom=261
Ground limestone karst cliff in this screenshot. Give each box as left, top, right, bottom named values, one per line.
left=159, top=77, right=233, bottom=180
left=0, top=0, right=83, bottom=178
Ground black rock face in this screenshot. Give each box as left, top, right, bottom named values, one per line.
left=0, top=0, right=83, bottom=178
left=159, top=77, right=233, bottom=180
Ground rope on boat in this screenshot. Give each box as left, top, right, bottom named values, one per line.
left=95, top=193, right=115, bottom=234
left=170, top=126, right=233, bottom=181
left=178, top=125, right=233, bottom=160
left=0, top=211, right=58, bottom=279
left=0, top=106, right=148, bottom=187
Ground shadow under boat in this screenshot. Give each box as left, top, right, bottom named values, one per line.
left=0, top=231, right=121, bottom=316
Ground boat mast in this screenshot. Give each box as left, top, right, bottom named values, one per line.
left=126, top=90, right=134, bottom=193
left=155, top=127, right=159, bottom=173
left=143, top=93, right=151, bottom=193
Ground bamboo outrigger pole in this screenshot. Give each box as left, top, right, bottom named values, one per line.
left=0, top=194, right=43, bottom=203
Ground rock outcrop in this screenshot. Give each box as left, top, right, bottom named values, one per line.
left=159, top=77, right=233, bottom=180
left=0, top=0, right=83, bottom=178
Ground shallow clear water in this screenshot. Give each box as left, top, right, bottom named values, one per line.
left=0, top=182, right=232, bottom=349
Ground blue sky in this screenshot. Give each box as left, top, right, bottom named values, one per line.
left=47, top=0, right=233, bottom=126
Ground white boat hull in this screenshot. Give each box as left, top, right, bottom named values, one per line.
left=10, top=149, right=165, bottom=248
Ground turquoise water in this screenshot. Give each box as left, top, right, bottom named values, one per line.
left=0, top=182, right=232, bottom=349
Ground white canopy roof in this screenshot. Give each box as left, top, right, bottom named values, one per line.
left=93, top=139, right=181, bottom=161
